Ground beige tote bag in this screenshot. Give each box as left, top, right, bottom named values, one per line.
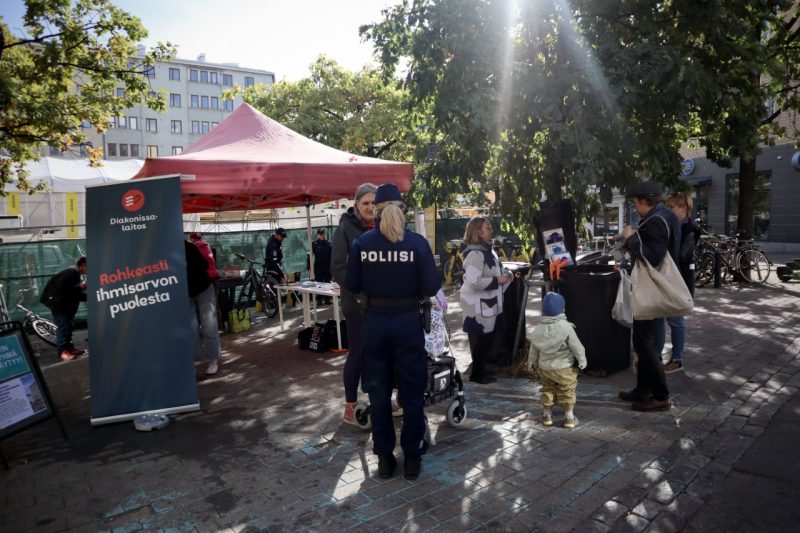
left=629, top=218, right=694, bottom=320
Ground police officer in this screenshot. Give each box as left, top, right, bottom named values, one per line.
left=346, top=183, right=441, bottom=480
left=311, top=228, right=332, bottom=284
left=264, top=227, right=287, bottom=282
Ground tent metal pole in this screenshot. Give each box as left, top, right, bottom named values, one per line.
left=306, top=203, right=314, bottom=281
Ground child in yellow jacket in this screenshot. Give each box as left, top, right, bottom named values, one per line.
left=528, top=292, right=587, bottom=428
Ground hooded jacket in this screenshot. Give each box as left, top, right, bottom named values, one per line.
left=331, top=207, right=372, bottom=316
left=528, top=314, right=587, bottom=371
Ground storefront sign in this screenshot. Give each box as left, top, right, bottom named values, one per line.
left=681, top=158, right=695, bottom=176
left=86, top=175, right=199, bottom=425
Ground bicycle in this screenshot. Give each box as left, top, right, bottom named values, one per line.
left=443, top=239, right=465, bottom=287
left=0, top=286, right=58, bottom=346
left=694, top=229, right=771, bottom=286
left=234, top=254, right=279, bottom=319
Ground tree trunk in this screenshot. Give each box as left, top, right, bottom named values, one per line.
left=736, top=154, right=756, bottom=240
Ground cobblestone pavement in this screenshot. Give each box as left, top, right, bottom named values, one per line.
left=1, top=272, right=798, bottom=532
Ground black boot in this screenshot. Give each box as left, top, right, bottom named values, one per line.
left=404, top=456, right=422, bottom=480
left=378, top=454, right=397, bottom=479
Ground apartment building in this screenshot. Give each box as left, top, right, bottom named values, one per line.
left=66, top=47, right=274, bottom=162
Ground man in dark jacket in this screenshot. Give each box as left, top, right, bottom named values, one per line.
left=264, top=227, right=287, bottom=282
left=309, top=228, right=333, bottom=303
left=40, top=257, right=87, bottom=361
left=620, top=181, right=680, bottom=412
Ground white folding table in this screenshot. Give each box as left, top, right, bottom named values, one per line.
left=274, top=282, right=344, bottom=350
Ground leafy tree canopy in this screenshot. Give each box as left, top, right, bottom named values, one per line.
left=0, top=0, right=175, bottom=193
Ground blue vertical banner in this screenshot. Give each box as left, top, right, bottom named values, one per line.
left=86, top=175, right=199, bottom=425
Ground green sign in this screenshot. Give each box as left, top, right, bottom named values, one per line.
left=0, top=335, right=31, bottom=382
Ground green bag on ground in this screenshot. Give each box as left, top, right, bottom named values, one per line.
left=228, top=308, right=251, bottom=333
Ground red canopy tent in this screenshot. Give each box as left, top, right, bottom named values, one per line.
left=132, top=103, right=414, bottom=213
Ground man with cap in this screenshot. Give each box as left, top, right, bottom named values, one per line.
left=309, top=228, right=333, bottom=303
left=346, top=183, right=441, bottom=481
left=619, top=180, right=681, bottom=412
left=265, top=227, right=288, bottom=283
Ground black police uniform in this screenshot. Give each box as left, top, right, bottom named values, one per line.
left=264, top=234, right=285, bottom=279
left=345, top=226, right=441, bottom=462
left=311, top=237, right=332, bottom=283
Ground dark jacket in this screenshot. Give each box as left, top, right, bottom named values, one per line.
left=346, top=228, right=441, bottom=303
left=264, top=234, right=285, bottom=278
left=624, top=203, right=680, bottom=268
left=310, top=238, right=332, bottom=282
left=40, top=266, right=86, bottom=316
left=331, top=208, right=371, bottom=315
left=185, top=241, right=212, bottom=298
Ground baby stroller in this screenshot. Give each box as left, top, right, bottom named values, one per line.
left=354, top=301, right=468, bottom=429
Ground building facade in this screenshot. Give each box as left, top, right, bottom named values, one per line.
left=63, top=48, right=274, bottom=162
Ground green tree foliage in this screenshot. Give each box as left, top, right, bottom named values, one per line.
left=235, top=55, right=418, bottom=166
left=365, top=0, right=800, bottom=240
left=0, top=0, right=174, bottom=193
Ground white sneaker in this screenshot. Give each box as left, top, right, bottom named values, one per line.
left=206, top=360, right=219, bottom=375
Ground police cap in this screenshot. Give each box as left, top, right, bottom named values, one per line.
left=375, top=183, right=403, bottom=204
left=275, top=227, right=287, bottom=237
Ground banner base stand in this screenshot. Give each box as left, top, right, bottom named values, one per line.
left=90, top=403, right=200, bottom=426
left=134, top=413, right=171, bottom=432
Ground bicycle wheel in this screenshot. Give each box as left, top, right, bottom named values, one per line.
left=237, top=275, right=256, bottom=310
left=736, top=249, right=771, bottom=283
left=694, top=251, right=715, bottom=287
left=261, top=286, right=279, bottom=318
left=31, top=318, right=57, bottom=346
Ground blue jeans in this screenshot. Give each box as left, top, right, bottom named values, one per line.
left=654, top=316, right=685, bottom=363
left=190, top=284, right=220, bottom=362
left=52, top=310, right=74, bottom=355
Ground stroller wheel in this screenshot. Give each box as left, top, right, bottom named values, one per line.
left=446, top=399, right=468, bottom=428
left=354, top=403, right=372, bottom=430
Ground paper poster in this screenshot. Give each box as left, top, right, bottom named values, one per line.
left=543, top=228, right=574, bottom=265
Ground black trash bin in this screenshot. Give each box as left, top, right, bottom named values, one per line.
left=558, top=264, right=630, bottom=375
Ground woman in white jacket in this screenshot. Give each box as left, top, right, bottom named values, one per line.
left=459, top=217, right=511, bottom=384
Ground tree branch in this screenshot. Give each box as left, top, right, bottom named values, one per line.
left=0, top=23, right=102, bottom=51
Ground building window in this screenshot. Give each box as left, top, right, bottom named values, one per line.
left=172, top=146, right=183, bottom=156
left=244, top=76, right=255, bottom=88
left=210, top=96, right=219, bottom=109
left=171, top=120, right=182, bottom=133
left=130, top=144, right=139, bottom=158
left=143, top=65, right=155, bottom=78
left=148, top=90, right=157, bottom=99
left=169, top=67, right=180, bottom=80
left=191, top=120, right=200, bottom=134
left=210, top=71, right=218, bottom=84
left=120, top=144, right=129, bottom=157
left=200, top=70, right=209, bottom=83
left=147, top=145, right=158, bottom=157
left=146, top=118, right=157, bottom=132
left=79, top=144, right=90, bottom=158
left=223, top=99, right=233, bottom=112
left=223, top=74, right=233, bottom=86
left=128, top=117, right=138, bottom=130
left=81, top=119, right=91, bottom=128
left=49, top=145, right=62, bottom=156
left=201, top=121, right=210, bottom=134
left=107, top=143, right=117, bottom=157
left=211, top=122, right=219, bottom=130
left=191, top=94, right=199, bottom=108
left=108, top=116, right=116, bottom=129
left=170, top=93, right=181, bottom=107
left=190, top=69, right=198, bottom=82
left=726, top=172, right=771, bottom=240
left=117, top=116, right=127, bottom=129
left=116, top=87, right=125, bottom=97
left=201, top=95, right=209, bottom=109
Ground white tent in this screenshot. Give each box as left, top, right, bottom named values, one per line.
left=5, top=157, right=144, bottom=193
left=2, top=157, right=145, bottom=236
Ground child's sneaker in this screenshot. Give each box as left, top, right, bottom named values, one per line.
left=563, top=416, right=579, bottom=429
left=664, top=360, right=683, bottom=373
left=542, top=413, right=553, bottom=426
left=343, top=402, right=358, bottom=425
